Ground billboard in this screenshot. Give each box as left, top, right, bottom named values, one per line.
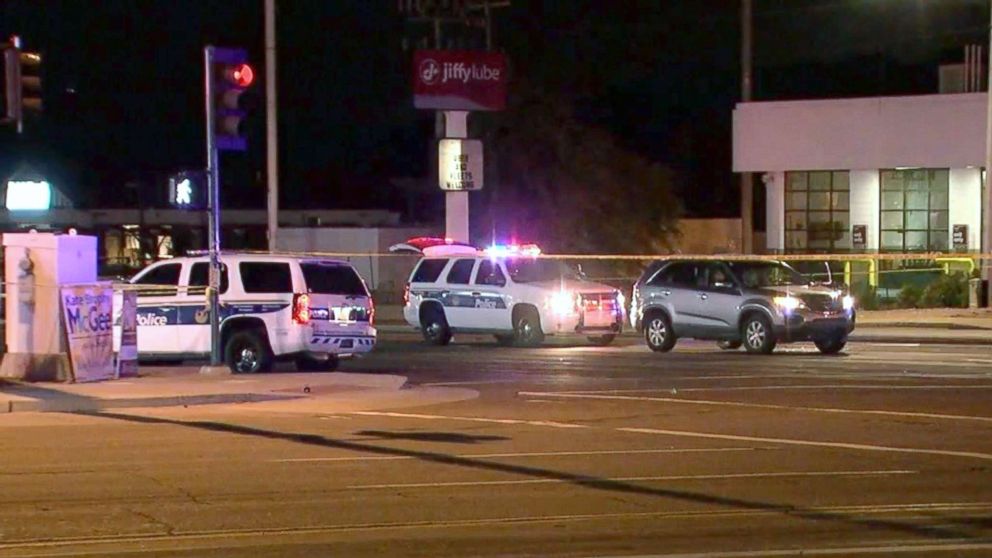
left=413, top=50, right=507, bottom=111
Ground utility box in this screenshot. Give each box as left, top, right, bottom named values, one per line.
left=1, top=232, right=97, bottom=381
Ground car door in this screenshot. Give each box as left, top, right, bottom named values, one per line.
left=693, top=262, right=744, bottom=338
left=643, top=262, right=702, bottom=335
left=174, top=261, right=229, bottom=354
left=438, top=258, right=478, bottom=329
left=130, top=261, right=182, bottom=354
left=466, top=259, right=512, bottom=331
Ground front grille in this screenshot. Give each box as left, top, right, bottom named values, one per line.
left=801, top=294, right=842, bottom=313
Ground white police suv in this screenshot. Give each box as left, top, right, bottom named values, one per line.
left=394, top=238, right=625, bottom=347
left=115, top=254, right=376, bottom=373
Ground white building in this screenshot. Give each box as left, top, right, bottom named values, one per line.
left=734, top=92, right=987, bottom=254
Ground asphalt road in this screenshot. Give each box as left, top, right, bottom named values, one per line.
left=3, top=335, right=992, bottom=557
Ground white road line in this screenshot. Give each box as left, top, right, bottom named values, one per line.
left=593, top=541, right=992, bottom=557
left=673, top=384, right=992, bottom=392
left=518, top=391, right=992, bottom=424
left=350, top=410, right=590, bottom=429
left=348, top=469, right=917, bottom=490
left=271, top=447, right=761, bottom=463
left=618, top=427, right=992, bottom=461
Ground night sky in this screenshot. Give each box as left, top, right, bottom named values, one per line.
left=0, top=0, right=988, bottom=220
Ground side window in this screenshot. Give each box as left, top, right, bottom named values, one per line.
left=188, top=262, right=229, bottom=295
left=411, top=259, right=448, bottom=283
left=650, top=262, right=697, bottom=289
left=446, top=259, right=476, bottom=285
left=133, top=263, right=181, bottom=297
left=475, top=260, right=506, bottom=287
left=239, top=262, right=293, bottom=293
left=704, top=263, right=738, bottom=293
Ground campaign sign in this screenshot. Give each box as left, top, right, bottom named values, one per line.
left=61, top=283, right=115, bottom=383
left=117, top=290, right=139, bottom=378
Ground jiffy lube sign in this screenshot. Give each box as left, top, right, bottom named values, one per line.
left=61, top=283, right=115, bottom=382
left=413, top=50, right=507, bottom=111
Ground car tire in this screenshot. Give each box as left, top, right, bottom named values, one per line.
left=225, top=330, right=274, bottom=374
left=741, top=314, right=776, bottom=355
left=421, top=306, right=452, bottom=346
left=494, top=334, right=515, bottom=346
left=644, top=313, right=676, bottom=353
left=587, top=334, right=616, bottom=346
left=295, top=354, right=340, bottom=372
left=814, top=334, right=847, bottom=355
left=717, top=340, right=742, bottom=351
left=513, top=308, right=545, bottom=347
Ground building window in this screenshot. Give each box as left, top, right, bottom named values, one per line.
left=879, top=169, right=949, bottom=252
left=784, top=171, right=850, bottom=252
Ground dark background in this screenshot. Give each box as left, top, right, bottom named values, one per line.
left=0, top=0, right=987, bottom=221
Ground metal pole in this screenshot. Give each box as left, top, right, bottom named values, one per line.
left=740, top=0, right=754, bottom=254
left=984, top=0, right=992, bottom=306
left=265, top=0, right=279, bottom=252
left=204, top=46, right=222, bottom=366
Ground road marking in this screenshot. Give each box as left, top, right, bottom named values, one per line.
left=350, top=410, right=590, bottom=429
left=591, top=541, right=992, bottom=557
left=862, top=342, right=922, bottom=347
left=518, top=391, right=992, bottom=424
left=271, top=447, right=761, bottom=463
left=3, top=503, right=991, bottom=553
left=348, top=469, right=917, bottom=490
left=672, top=384, right=992, bottom=392
left=618, top=427, right=992, bottom=461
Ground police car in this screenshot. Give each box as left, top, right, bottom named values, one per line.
left=394, top=238, right=625, bottom=347
left=115, top=253, right=376, bottom=373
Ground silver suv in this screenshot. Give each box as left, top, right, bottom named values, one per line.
left=630, top=260, right=855, bottom=354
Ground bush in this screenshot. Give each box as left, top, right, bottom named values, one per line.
left=897, top=285, right=923, bottom=309
left=920, top=272, right=968, bottom=308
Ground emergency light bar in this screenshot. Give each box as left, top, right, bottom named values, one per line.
left=484, top=244, right=542, bottom=258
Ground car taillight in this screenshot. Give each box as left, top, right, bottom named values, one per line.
left=293, top=293, right=311, bottom=325
left=403, top=284, right=411, bottom=305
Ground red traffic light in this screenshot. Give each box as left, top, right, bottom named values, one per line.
left=225, top=63, right=254, bottom=88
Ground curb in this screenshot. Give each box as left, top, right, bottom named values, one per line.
left=848, top=335, right=992, bottom=346
left=857, top=322, right=992, bottom=331
left=3, top=392, right=300, bottom=414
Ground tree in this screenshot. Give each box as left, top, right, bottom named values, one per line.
left=472, top=82, right=681, bottom=257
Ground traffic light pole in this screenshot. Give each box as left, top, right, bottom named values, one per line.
left=204, top=46, right=222, bottom=366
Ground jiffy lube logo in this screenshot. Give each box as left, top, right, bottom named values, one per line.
left=419, top=58, right=440, bottom=85
left=439, top=61, right=501, bottom=83
left=63, top=292, right=113, bottom=335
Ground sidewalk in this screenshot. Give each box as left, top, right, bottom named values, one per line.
left=0, top=368, right=420, bottom=414
left=374, top=305, right=992, bottom=345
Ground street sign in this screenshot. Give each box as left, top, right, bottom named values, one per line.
left=953, top=224, right=968, bottom=250
left=852, top=225, right=867, bottom=249
left=168, top=170, right=207, bottom=209
left=413, top=50, right=507, bottom=111
left=438, top=139, right=484, bottom=191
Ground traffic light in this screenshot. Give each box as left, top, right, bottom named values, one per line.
left=207, top=47, right=254, bottom=151
left=2, top=35, right=42, bottom=131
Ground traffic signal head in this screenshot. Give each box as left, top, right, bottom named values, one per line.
left=208, top=47, right=254, bottom=151
left=3, top=35, right=43, bottom=131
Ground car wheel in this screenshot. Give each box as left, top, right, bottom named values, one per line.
left=587, top=334, right=616, bottom=346
left=421, top=306, right=452, bottom=346
left=717, top=340, right=742, bottom=351
left=295, top=354, right=340, bottom=372
left=494, top=334, right=515, bottom=346
left=513, top=308, right=545, bottom=347
left=742, top=314, right=776, bottom=355
left=644, top=313, right=676, bottom=352
left=814, top=334, right=847, bottom=355
left=225, top=330, right=274, bottom=374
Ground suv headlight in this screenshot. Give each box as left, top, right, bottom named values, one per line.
left=842, top=294, right=855, bottom=310
left=773, top=295, right=804, bottom=313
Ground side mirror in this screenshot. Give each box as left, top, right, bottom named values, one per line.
left=576, top=264, right=587, bottom=279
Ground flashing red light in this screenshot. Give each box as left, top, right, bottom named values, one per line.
left=292, top=293, right=311, bottom=325
left=228, top=63, right=255, bottom=88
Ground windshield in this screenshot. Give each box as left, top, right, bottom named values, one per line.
left=727, top=261, right=808, bottom=288
left=505, top=258, right=580, bottom=283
